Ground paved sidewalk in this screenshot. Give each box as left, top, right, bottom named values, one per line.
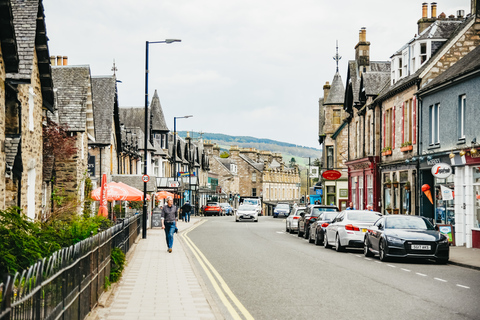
left=87, top=217, right=220, bottom=320
left=449, top=245, right=480, bottom=270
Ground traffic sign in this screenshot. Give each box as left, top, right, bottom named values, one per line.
left=169, top=181, right=179, bottom=188
left=142, top=174, right=150, bottom=183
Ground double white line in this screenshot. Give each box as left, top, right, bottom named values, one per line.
left=181, top=221, right=254, bottom=320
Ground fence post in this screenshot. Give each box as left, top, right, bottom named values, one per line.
left=1, top=274, right=13, bottom=320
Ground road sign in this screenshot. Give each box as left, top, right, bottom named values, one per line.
left=169, top=181, right=179, bottom=188
left=142, top=174, right=150, bottom=183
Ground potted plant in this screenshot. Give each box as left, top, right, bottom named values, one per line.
left=404, top=181, right=411, bottom=190
left=385, top=204, right=392, bottom=214
left=381, top=146, right=392, bottom=156
left=401, top=141, right=413, bottom=152
left=385, top=178, right=392, bottom=188
left=393, top=208, right=400, bottom=214
left=392, top=180, right=399, bottom=188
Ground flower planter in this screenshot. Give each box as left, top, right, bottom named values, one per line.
left=382, top=150, right=392, bottom=156
left=393, top=182, right=399, bottom=188
left=393, top=209, right=399, bottom=214
left=401, top=145, right=413, bottom=152
left=386, top=209, right=392, bottom=214
left=385, top=183, right=391, bottom=188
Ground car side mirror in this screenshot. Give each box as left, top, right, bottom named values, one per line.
left=434, top=225, right=439, bottom=231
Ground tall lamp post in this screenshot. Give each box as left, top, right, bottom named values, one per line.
left=143, top=39, right=181, bottom=239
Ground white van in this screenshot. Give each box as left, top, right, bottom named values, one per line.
left=242, top=198, right=262, bottom=215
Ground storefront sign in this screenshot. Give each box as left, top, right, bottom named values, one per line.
left=431, top=163, right=452, bottom=179
left=438, top=224, right=455, bottom=245
left=339, top=189, right=348, bottom=197
left=322, top=170, right=342, bottom=180
left=427, top=158, right=441, bottom=166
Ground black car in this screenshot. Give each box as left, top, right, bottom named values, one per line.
left=364, top=215, right=449, bottom=263
left=298, top=205, right=339, bottom=239
left=308, top=211, right=340, bottom=245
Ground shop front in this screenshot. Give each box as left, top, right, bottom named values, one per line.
left=380, top=163, right=417, bottom=216
left=346, top=157, right=380, bottom=212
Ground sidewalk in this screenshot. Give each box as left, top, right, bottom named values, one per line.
left=449, top=245, right=480, bottom=270
left=87, top=217, right=221, bottom=320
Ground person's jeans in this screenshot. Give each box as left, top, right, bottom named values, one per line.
left=184, top=211, right=191, bottom=222
left=164, top=222, right=176, bottom=249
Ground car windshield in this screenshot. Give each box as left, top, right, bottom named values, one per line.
left=244, top=199, right=258, bottom=205
left=295, top=209, right=305, bottom=216
left=386, top=216, right=435, bottom=230
left=276, top=204, right=289, bottom=210
left=206, top=202, right=218, bottom=206
left=311, top=207, right=336, bottom=216
left=322, top=212, right=338, bottom=221
left=239, top=205, right=256, bottom=211
left=346, top=211, right=381, bottom=221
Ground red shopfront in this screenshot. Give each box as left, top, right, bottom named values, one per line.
left=346, top=156, right=380, bottom=211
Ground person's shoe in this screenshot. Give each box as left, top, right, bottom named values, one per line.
left=168, top=248, right=172, bottom=253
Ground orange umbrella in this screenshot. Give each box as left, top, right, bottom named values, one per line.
left=92, top=181, right=150, bottom=201
left=98, top=174, right=108, bottom=217
left=156, top=190, right=175, bottom=200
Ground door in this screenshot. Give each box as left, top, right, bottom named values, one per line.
left=339, top=200, right=347, bottom=211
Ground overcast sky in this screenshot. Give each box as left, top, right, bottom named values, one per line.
left=43, top=0, right=470, bottom=149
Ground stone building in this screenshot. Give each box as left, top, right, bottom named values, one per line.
left=344, top=27, right=390, bottom=212
left=2, top=0, right=54, bottom=220
left=319, top=64, right=349, bottom=210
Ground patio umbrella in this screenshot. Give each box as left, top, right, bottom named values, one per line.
left=156, top=190, right=175, bottom=200
left=91, top=181, right=150, bottom=201
left=97, top=174, right=108, bottom=217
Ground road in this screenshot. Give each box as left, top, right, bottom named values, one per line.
left=183, top=216, right=480, bottom=320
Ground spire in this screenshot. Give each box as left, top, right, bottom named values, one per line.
left=333, top=40, right=342, bottom=73
left=150, top=90, right=169, bottom=133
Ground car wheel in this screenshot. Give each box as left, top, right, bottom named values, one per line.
left=335, top=234, right=345, bottom=252
left=436, top=258, right=448, bottom=264
left=308, top=231, right=314, bottom=243
left=314, top=232, right=322, bottom=246
left=303, top=228, right=309, bottom=239
left=324, top=233, right=331, bottom=249
left=364, top=237, right=374, bottom=257
left=286, top=223, right=289, bottom=232
left=298, top=227, right=303, bottom=237
left=379, top=240, right=389, bottom=262
left=289, top=227, right=294, bottom=234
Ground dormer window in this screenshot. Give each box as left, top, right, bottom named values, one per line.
left=420, top=43, right=427, bottom=64
left=398, top=57, right=403, bottom=78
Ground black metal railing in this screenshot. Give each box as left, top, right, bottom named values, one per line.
left=0, top=214, right=142, bottom=320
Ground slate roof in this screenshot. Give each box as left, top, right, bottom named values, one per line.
left=417, top=19, right=463, bottom=41
left=6, top=0, right=54, bottom=111
left=324, top=72, right=345, bottom=105
left=119, top=108, right=145, bottom=130
left=150, top=90, right=169, bottom=132
left=418, top=45, right=480, bottom=94
left=239, top=154, right=264, bottom=172
left=92, top=76, right=116, bottom=145
left=126, top=127, right=155, bottom=151
left=0, top=0, right=19, bottom=73
left=361, top=72, right=391, bottom=96
left=346, top=60, right=361, bottom=105
left=52, top=65, right=91, bottom=132
left=217, top=157, right=236, bottom=172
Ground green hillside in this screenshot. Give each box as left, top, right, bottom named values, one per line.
left=178, top=131, right=321, bottom=166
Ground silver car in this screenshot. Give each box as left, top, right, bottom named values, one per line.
left=324, top=210, right=382, bottom=252
left=236, top=205, right=258, bottom=222
left=285, top=206, right=306, bottom=233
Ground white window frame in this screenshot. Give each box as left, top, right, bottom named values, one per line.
left=429, top=104, right=440, bottom=145
left=459, top=95, right=466, bottom=140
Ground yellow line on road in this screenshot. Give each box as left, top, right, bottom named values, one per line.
left=182, top=221, right=254, bottom=320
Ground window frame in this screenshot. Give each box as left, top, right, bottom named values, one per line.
left=458, top=94, right=466, bottom=141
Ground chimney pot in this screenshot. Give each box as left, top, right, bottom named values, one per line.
left=56, top=55, right=63, bottom=66
left=50, top=55, right=55, bottom=66
left=431, top=2, right=437, bottom=18
left=63, top=56, right=68, bottom=66
left=359, top=27, right=366, bottom=42
left=422, top=2, right=428, bottom=18
left=457, top=9, right=464, bottom=18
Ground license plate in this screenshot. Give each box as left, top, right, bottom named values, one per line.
left=361, top=228, right=367, bottom=233
left=412, top=244, right=431, bottom=250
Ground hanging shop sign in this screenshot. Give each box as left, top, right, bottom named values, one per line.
left=322, top=170, right=342, bottom=180
left=431, top=163, right=452, bottom=179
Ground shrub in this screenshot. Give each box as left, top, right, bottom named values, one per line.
left=109, top=248, right=126, bottom=283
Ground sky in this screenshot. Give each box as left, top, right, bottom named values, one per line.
left=43, top=0, right=470, bottom=149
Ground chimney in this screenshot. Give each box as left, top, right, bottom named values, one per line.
left=431, top=2, right=437, bottom=18
left=50, top=55, right=55, bottom=66
left=457, top=10, right=464, bottom=18
left=63, top=56, right=68, bottom=66
left=56, top=55, right=63, bottom=66
left=422, top=2, right=428, bottom=18
left=229, top=145, right=240, bottom=158
left=323, top=81, right=331, bottom=103
left=213, top=144, right=220, bottom=157
left=354, top=27, right=370, bottom=70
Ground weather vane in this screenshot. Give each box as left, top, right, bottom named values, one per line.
left=333, top=40, right=342, bottom=73
left=111, top=59, right=118, bottom=76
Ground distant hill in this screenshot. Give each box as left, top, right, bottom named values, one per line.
left=178, top=131, right=321, bottom=166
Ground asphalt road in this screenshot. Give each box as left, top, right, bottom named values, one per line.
left=184, top=216, right=480, bottom=320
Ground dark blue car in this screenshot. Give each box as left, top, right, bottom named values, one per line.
left=273, top=203, right=290, bottom=218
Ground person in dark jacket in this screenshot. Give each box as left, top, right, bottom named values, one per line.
left=161, top=196, right=178, bottom=253
left=181, top=201, right=192, bottom=223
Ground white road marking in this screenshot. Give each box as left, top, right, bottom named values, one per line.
left=456, top=284, right=470, bottom=289
left=416, top=273, right=427, bottom=277
left=401, top=268, right=411, bottom=272
left=375, top=261, right=382, bottom=264
left=364, top=258, right=372, bottom=261
left=387, top=264, right=396, bottom=268
left=276, top=231, right=283, bottom=234
left=434, top=277, right=447, bottom=282
left=355, top=255, right=362, bottom=258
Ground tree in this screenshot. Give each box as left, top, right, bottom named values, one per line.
left=220, top=151, right=230, bottom=158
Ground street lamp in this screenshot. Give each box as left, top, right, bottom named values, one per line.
left=173, top=115, right=193, bottom=184
left=143, top=39, right=181, bottom=239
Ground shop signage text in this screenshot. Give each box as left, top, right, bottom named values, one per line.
left=431, top=163, right=452, bottom=179
left=322, top=170, right=342, bottom=180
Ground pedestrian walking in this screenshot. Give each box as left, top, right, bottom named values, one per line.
left=346, top=201, right=355, bottom=210
left=181, top=201, right=192, bottom=222
left=161, top=196, right=178, bottom=253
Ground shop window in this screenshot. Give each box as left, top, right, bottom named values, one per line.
left=367, top=175, right=373, bottom=208
left=434, top=175, right=455, bottom=225
left=429, top=104, right=440, bottom=145
left=327, top=186, right=336, bottom=206
left=474, top=167, right=480, bottom=228
left=358, top=176, right=364, bottom=210
left=458, top=95, right=466, bottom=141
left=351, top=177, right=357, bottom=209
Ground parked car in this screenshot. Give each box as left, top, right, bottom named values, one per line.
left=235, top=205, right=258, bottom=222
left=308, top=211, right=340, bottom=245
left=298, top=205, right=339, bottom=239
left=273, top=203, right=290, bottom=218
left=219, top=203, right=233, bottom=215
left=285, top=206, right=306, bottom=233
left=242, top=198, right=262, bottom=215
left=324, top=210, right=382, bottom=251
left=204, top=202, right=222, bottom=216
left=364, top=215, right=449, bottom=263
